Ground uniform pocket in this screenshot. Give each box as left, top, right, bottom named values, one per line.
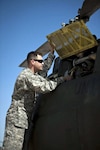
left=14, top=106, right=28, bottom=129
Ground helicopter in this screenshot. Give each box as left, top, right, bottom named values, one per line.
left=19, top=0, right=100, bottom=68
left=20, top=0, right=100, bottom=150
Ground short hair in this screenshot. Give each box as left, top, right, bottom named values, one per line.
left=27, top=51, right=42, bottom=63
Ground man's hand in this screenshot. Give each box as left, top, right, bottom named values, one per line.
left=50, top=42, right=56, bottom=54
left=64, top=74, right=73, bottom=81
left=64, top=70, right=73, bottom=81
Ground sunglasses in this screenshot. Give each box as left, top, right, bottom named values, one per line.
left=34, top=59, right=44, bottom=63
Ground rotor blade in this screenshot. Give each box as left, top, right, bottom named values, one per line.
left=35, top=41, right=52, bottom=56
left=19, top=59, right=27, bottom=67
left=79, top=0, right=100, bottom=19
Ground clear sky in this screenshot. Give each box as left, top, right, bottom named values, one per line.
left=0, top=0, right=100, bottom=146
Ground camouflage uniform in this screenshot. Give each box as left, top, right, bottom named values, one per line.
left=39, top=52, right=55, bottom=77
left=2, top=68, right=64, bottom=150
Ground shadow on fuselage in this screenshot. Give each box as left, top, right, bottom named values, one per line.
left=29, top=44, right=100, bottom=150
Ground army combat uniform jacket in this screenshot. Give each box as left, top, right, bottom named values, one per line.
left=3, top=68, right=64, bottom=150
left=11, top=68, right=60, bottom=128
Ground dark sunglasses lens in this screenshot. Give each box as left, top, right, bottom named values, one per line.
left=34, top=59, right=43, bottom=63
left=38, top=60, right=43, bottom=63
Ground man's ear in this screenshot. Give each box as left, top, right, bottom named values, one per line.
left=30, top=59, right=35, bottom=64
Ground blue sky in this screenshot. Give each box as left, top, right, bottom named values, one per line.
left=0, top=0, right=100, bottom=145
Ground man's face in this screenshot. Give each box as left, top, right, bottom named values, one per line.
left=33, top=54, right=44, bottom=71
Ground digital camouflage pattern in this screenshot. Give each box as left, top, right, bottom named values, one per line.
left=2, top=67, right=64, bottom=150
left=39, top=52, right=55, bottom=77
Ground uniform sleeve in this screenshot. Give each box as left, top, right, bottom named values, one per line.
left=26, top=73, right=57, bottom=93
left=39, top=52, right=55, bottom=77
left=44, top=52, right=55, bottom=70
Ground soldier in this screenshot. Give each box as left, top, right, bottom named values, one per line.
left=2, top=50, right=68, bottom=150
